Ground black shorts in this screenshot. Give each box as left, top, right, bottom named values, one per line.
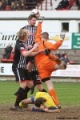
left=12, top=68, right=32, bottom=82
left=26, top=56, right=35, bottom=64
left=31, top=71, right=41, bottom=85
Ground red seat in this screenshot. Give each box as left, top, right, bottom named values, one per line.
left=1, top=53, right=14, bottom=63
left=69, top=0, right=76, bottom=7
left=9, top=53, right=14, bottom=59
left=1, top=58, right=8, bottom=63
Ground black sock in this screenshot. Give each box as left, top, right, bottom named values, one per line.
left=14, top=87, right=25, bottom=106
left=14, top=95, right=23, bottom=106
left=25, top=86, right=30, bottom=93
left=14, top=87, right=25, bottom=96
left=23, top=86, right=30, bottom=99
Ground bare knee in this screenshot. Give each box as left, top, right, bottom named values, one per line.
left=59, top=61, right=67, bottom=69
left=36, top=84, right=43, bottom=91
left=27, top=81, right=34, bottom=88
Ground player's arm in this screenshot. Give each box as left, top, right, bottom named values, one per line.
left=44, top=40, right=63, bottom=50
left=29, top=50, right=43, bottom=56
left=43, top=108, right=60, bottom=113
left=35, top=22, right=42, bottom=43
left=19, top=98, right=33, bottom=108
left=19, top=43, right=39, bottom=57
left=49, top=54, right=59, bottom=61
left=44, top=33, right=65, bottom=50
left=49, top=54, right=61, bottom=64
left=31, top=105, right=60, bottom=113
left=39, top=104, right=60, bottom=113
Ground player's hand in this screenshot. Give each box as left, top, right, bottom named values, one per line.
left=38, top=50, right=44, bottom=54
left=43, top=107, right=49, bottom=112
left=60, top=32, right=65, bottom=41
left=28, top=45, right=33, bottom=50
left=44, top=49, right=50, bottom=55
left=39, top=16, right=44, bottom=23
left=33, top=43, right=39, bottom=49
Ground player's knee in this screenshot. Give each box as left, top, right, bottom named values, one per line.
left=27, top=81, right=34, bottom=88
left=60, top=61, right=67, bottom=69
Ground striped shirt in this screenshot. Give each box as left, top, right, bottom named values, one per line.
left=22, top=25, right=37, bottom=71
left=22, top=25, right=36, bottom=46
left=12, top=40, right=27, bottom=69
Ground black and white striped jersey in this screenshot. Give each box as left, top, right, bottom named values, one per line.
left=22, top=25, right=36, bottom=46
left=12, top=39, right=27, bottom=69
left=22, top=25, right=37, bottom=72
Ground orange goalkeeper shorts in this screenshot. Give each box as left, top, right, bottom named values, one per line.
left=36, top=59, right=57, bottom=81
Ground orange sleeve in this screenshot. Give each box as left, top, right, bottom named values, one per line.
left=44, top=40, right=63, bottom=50
left=49, top=54, right=61, bottom=64
left=35, top=22, right=42, bottom=43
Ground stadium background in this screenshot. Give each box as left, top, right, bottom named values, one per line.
left=0, top=0, right=80, bottom=120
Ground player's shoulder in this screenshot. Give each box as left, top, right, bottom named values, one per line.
left=16, top=39, right=23, bottom=46
left=21, top=25, right=29, bottom=29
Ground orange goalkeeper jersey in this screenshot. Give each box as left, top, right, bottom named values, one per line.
left=34, top=22, right=63, bottom=80
left=34, top=22, right=62, bottom=64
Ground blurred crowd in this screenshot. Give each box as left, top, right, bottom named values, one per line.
left=0, top=0, right=80, bottom=11
left=0, top=0, right=39, bottom=10
left=55, top=51, right=70, bottom=64
left=56, top=0, right=80, bottom=10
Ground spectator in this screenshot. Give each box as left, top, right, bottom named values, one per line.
left=76, top=0, right=80, bottom=9
left=61, top=51, right=66, bottom=58
left=70, top=2, right=78, bottom=10
left=0, top=0, right=5, bottom=10
left=61, top=54, right=70, bottom=64
left=55, top=51, right=61, bottom=58
left=25, top=0, right=37, bottom=10
left=3, top=44, right=13, bottom=59
left=20, top=0, right=26, bottom=10
left=10, top=1, right=16, bottom=10
left=56, top=0, right=69, bottom=10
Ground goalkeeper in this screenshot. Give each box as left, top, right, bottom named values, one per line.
left=34, top=20, right=66, bottom=108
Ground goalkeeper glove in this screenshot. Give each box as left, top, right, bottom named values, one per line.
left=44, top=49, right=50, bottom=55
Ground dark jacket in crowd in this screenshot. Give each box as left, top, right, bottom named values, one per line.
left=3, top=45, right=13, bottom=59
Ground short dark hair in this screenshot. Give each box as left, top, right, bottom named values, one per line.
left=34, top=97, right=46, bottom=107
left=41, top=32, right=49, bottom=39
left=28, top=14, right=37, bottom=20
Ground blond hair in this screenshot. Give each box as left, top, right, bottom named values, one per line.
left=17, top=29, right=28, bottom=40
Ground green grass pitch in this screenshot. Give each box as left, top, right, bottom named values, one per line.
left=0, top=81, right=80, bottom=106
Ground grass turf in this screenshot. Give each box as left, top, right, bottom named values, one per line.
left=0, top=81, right=80, bottom=106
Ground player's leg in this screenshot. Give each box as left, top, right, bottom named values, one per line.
left=54, top=60, right=67, bottom=70
left=42, top=78, right=60, bottom=107
left=38, top=67, right=60, bottom=108
left=26, top=58, right=35, bottom=94
left=36, top=84, right=47, bottom=92
left=31, top=70, right=47, bottom=93
left=10, top=68, right=34, bottom=110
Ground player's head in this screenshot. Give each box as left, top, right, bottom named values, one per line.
left=41, top=32, right=49, bottom=40
left=34, top=97, right=46, bottom=107
left=28, top=14, right=37, bottom=26
left=17, top=29, right=29, bottom=42
left=31, top=9, right=40, bottom=18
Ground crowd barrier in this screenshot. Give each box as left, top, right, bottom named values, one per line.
left=0, top=63, right=80, bottom=78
